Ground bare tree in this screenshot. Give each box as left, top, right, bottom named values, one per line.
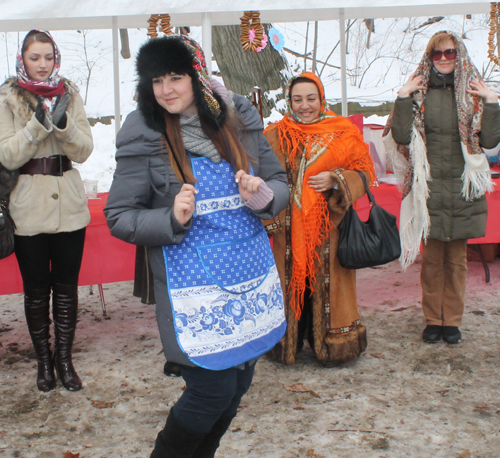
left=58, top=30, right=111, bottom=105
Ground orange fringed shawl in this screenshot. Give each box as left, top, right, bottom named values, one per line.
left=264, top=73, right=374, bottom=318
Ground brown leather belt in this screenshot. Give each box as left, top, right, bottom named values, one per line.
left=19, top=155, right=72, bottom=176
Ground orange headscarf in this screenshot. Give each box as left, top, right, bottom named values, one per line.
left=265, top=72, right=374, bottom=318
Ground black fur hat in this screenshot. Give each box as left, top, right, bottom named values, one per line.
left=135, top=35, right=226, bottom=133
left=136, top=36, right=196, bottom=82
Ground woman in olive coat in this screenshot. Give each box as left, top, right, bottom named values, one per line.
left=386, top=31, right=500, bottom=344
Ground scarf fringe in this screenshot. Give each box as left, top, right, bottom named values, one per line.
left=461, top=167, right=494, bottom=201
left=383, top=133, right=408, bottom=193
left=399, top=219, right=424, bottom=269
left=399, top=128, right=431, bottom=270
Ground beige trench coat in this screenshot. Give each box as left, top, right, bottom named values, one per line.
left=0, top=78, right=93, bottom=236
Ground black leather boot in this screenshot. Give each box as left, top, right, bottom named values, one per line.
left=194, top=414, right=235, bottom=458
left=150, top=409, right=206, bottom=458
left=24, top=285, right=55, bottom=392
left=52, top=283, right=82, bottom=391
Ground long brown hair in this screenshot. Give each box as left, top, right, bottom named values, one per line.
left=161, top=91, right=250, bottom=184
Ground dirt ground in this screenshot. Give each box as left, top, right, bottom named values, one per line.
left=1, top=257, right=500, bottom=458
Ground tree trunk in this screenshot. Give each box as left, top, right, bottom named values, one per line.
left=212, top=24, right=289, bottom=118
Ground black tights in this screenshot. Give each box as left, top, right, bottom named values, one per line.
left=14, top=228, right=86, bottom=289
left=297, top=285, right=314, bottom=352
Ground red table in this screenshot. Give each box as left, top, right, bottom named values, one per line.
left=2, top=181, right=499, bottom=296
left=0, top=193, right=135, bottom=296
left=356, top=177, right=500, bottom=244
left=356, top=176, right=500, bottom=282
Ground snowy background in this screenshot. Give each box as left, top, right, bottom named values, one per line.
left=0, top=15, right=497, bottom=190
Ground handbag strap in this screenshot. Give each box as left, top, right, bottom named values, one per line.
left=331, top=168, right=353, bottom=207
left=357, top=171, right=378, bottom=208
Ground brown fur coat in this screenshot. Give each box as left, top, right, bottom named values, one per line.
left=265, top=127, right=372, bottom=364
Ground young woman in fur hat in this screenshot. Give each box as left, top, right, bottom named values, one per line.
left=384, top=31, right=500, bottom=344
left=0, top=30, right=93, bottom=392
left=105, top=35, right=289, bottom=457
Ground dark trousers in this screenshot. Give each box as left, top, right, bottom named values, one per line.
left=173, top=363, right=256, bottom=435
left=14, top=228, right=86, bottom=288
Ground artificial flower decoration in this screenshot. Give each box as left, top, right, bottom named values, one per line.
left=268, top=28, right=285, bottom=52
left=253, top=30, right=268, bottom=52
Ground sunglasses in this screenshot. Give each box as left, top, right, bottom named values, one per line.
left=430, top=48, right=457, bottom=62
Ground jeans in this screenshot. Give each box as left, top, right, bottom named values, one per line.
left=173, top=362, right=256, bottom=434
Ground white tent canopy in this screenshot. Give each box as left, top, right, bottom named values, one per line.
left=1, top=0, right=492, bottom=131
left=0, top=1, right=491, bottom=30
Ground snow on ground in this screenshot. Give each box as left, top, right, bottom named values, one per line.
left=1, top=258, right=499, bottom=457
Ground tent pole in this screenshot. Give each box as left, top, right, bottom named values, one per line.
left=112, top=16, right=121, bottom=135
left=339, top=9, right=347, bottom=117
left=202, top=13, right=212, bottom=77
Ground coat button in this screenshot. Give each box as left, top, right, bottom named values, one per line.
left=52, top=193, right=59, bottom=200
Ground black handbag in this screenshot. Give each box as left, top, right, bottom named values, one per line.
left=336, top=172, right=401, bottom=269
left=0, top=198, right=15, bottom=259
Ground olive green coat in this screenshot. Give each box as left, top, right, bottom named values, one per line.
left=391, top=70, right=500, bottom=241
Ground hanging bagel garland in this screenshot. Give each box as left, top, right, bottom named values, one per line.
left=240, top=11, right=264, bottom=53
left=488, top=3, right=500, bottom=67
left=147, top=14, right=174, bottom=38
left=160, top=14, right=174, bottom=35
left=147, top=14, right=160, bottom=38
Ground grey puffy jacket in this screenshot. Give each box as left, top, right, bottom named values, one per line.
left=104, top=94, right=289, bottom=366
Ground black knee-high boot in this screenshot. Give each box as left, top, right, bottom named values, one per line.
left=52, top=283, right=82, bottom=391
left=194, top=414, right=235, bottom=458
left=24, top=285, right=55, bottom=392
left=150, top=409, right=206, bottom=458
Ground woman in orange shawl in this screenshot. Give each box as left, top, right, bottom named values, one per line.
left=264, top=72, right=375, bottom=364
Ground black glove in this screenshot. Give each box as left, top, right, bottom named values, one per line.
left=52, top=93, right=70, bottom=129
left=35, top=98, right=45, bottom=125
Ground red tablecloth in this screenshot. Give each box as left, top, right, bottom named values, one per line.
left=356, top=177, right=500, bottom=244
left=1, top=181, right=499, bottom=296
left=0, top=193, right=135, bottom=296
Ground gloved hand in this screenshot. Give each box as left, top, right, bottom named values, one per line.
left=52, top=93, right=70, bottom=129
left=34, top=98, right=45, bottom=125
